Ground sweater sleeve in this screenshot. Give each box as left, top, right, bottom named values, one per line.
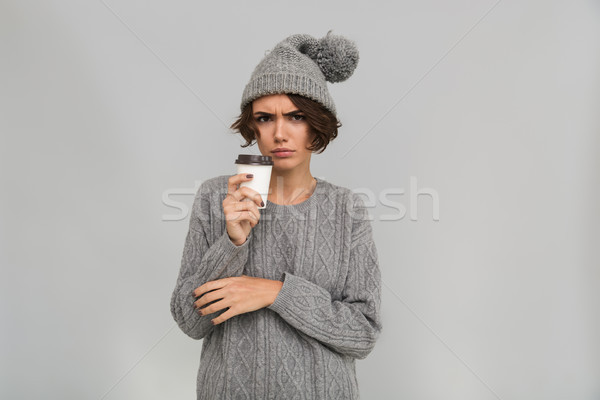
left=170, top=180, right=252, bottom=340
left=267, top=193, right=382, bottom=359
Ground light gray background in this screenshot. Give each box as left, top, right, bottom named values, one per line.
left=1, top=1, right=599, bottom=399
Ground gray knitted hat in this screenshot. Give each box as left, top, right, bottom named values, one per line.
left=240, top=30, right=359, bottom=116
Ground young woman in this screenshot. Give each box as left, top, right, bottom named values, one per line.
left=171, top=31, right=382, bottom=400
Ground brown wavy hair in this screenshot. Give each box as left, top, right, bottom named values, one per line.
left=230, top=94, right=341, bottom=154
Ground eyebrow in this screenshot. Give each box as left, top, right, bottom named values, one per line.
left=253, top=110, right=304, bottom=117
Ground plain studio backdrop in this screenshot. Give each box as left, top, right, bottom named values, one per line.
left=1, top=1, right=599, bottom=399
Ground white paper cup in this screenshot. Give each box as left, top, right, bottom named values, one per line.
left=235, top=154, right=273, bottom=209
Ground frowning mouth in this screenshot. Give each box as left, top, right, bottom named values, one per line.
left=272, top=148, right=295, bottom=158
left=272, top=151, right=294, bottom=157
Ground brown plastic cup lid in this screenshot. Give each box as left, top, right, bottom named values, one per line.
left=235, top=154, right=274, bottom=166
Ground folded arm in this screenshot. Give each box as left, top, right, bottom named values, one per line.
left=170, top=183, right=252, bottom=340
left=267, top=194, right=382, bottom=359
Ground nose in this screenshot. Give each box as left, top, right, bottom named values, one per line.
left=273, top=117, right=287, bottom=143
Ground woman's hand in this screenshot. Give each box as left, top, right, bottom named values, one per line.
left=192, top=275, right=283, bottom=325
left=223, top=173, right=264, bottom=246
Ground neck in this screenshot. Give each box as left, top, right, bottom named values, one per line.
left=268, top=168, right=316, bottom=205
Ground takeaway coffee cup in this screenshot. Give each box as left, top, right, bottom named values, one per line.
left=235, top=154, right=273, bottom=209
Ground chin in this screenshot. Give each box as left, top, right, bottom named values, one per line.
left=273, top=159, right=294, bottom=167
left=272, top=158, right=299, bottom=169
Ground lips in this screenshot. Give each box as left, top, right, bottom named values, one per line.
left=272, top=148, right=295, bottom=158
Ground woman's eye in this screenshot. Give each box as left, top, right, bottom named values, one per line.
left=255, top=115, right=304, bottom=123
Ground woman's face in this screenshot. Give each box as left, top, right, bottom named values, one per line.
left=252, top=94, right=315, bottom=173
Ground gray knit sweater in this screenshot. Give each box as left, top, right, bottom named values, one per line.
left=170, top=174, right=382, bottom=399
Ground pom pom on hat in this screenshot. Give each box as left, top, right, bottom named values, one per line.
left=304, top=30, right=359, bottom=83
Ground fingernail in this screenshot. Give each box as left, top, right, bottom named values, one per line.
left=246, top=174, right=253, bottom=178
left=261, top=201, right=265, bottom=207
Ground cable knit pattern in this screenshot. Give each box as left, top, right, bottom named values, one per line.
left=170, top=174, right=382, bottom=400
